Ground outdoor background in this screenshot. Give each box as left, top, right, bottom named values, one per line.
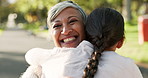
left=0, top=0, right=148, bottom=78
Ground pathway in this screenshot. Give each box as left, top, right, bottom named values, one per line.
left=0, top=29, right=54, bottom=78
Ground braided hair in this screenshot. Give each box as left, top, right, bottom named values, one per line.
left=83, top=8, right=125, bottom=78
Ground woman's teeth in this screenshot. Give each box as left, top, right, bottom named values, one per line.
left=63, top=37, right=75, bottom=43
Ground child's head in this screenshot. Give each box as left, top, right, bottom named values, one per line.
left=83, top=8, right=125, bottom=78
left=86, top=7, right=124, bottom=51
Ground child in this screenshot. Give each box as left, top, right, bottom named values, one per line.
left=82, top=7, right=143, bottom=78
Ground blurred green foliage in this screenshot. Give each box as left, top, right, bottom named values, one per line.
left=0, top=0, right=15, bottom=23
left=0, top=0, right=147, bottom=25
left=23, top=22, right=41, bottom=30
left=117, top=22, right=148, bottom=63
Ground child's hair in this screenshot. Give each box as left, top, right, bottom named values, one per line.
left=83, top=8, right=125, bottom=78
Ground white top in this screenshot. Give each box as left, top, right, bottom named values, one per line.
left=21, top=40, right=143, bottom=78
left=95, top=51, right=143, bottom=78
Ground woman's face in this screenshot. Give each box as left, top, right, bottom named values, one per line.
left=50, top=7, right=85, bottom=48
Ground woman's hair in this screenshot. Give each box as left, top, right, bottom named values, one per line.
left=47, top=1, right=87, bottom=26
left=83, top=8, right=125, bottom=78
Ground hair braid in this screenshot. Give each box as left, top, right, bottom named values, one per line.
left=83, top=36, right=107, bottom=78
left=83, top=7, right=106, bottom=78
left=83, top=7, right=125, bottom=78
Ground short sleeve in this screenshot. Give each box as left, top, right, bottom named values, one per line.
left=25, top=48, right=52, bottom=66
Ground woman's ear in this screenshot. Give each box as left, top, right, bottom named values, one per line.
left=117, top=38, right=124, bottom=48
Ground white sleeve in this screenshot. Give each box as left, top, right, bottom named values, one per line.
left=41, top=41, right=94, bottom=78
left=21, top=48, right=53, bottom=78
left=131, top=62, right=143, bottom=78
left=124, top=58, right=143, bottom=78
left=25, top=48, right=52, bottom=65
left=20, top=65, right=42, bottom=78
left=61, top=40, right=94, bottom=78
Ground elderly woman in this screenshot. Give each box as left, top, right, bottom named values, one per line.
left=47, top=1, right=87, bottom=48
left=21, top=1, right=89, bottom=78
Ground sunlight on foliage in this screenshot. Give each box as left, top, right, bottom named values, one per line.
left=117, top=22, right=148, bottom=63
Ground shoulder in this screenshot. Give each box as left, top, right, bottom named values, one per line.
left=25, top=48, right=53, bottom=66
left=100, top=51, right=134, bottom=64
left=95, top=51, right=143, bottom=78
left=100, top=51, right=138, bottom=69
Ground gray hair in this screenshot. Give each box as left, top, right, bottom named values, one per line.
left=47, top=1, right=87, bottom=26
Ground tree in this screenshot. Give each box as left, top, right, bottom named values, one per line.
left=0, top=0, right=15, bottom=23
left=14, top=0, right=57, bottom=23
left=122, top=0, right=132, bottom=22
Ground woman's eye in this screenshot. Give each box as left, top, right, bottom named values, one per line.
left=53, top=25, right=62, bottom=29
left=69, top=20, right=78, bottom=25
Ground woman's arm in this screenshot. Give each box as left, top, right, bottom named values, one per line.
left=20, top=48, right=52, bottom=78
left=20, top=65, right=42, bottom=78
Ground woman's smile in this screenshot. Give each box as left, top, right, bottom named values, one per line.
left=62, top=36, right=76, bottom=43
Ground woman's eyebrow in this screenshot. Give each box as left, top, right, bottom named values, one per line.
left=51, top=20, right=61, bottom=26
left=68, top=16, right=79, bottom=19
left=53, top=20, right=61, bottom=22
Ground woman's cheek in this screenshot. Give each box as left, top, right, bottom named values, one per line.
left=51, top=30, right=61, bottom=47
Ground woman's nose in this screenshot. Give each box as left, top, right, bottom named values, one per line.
left=61, top=26, right=72, bottom=35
